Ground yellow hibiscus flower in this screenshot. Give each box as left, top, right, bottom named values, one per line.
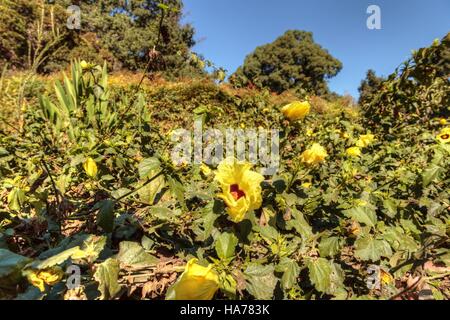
left=300, top=143, right=328, bottom=165
left=301, top=182, right=312, bottom=189
left=80, top=60, right=89, bottom=69
left=83, top=157, right=98, bottom=178
left=166, top=259, right=219, bottom=300
left=437, top=128, right=450, bottom=143
left=215, top=158, right=264, bottom=223
left=281, top=101, right=311, bottom=121
left=380, top=269, right=394, bottom=285
left=346, top=147, right=362, bottom=157
left=356, top=134, right=376, bottom=148
left=80, top=60, right=95, bottom=71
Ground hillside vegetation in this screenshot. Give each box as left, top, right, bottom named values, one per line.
left=0, top=2, right=449, bottom=301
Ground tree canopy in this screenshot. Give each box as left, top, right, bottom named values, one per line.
left=358, top=69, right=385, bottom=105
left=230, top=30, right=342, bottom=95
left=0, top=0, right=200, bottom=76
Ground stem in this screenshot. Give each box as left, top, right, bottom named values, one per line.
left=40, top=158, right=61, bottom=208
left=115, top=170, right=164, bottom=202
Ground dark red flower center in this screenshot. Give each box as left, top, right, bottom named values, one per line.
left=441, top=134, right=450, bottom=140
left=230, top=184, right=246, bottom=201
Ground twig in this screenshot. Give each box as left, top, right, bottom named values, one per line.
left=389, top=276, right=423, bottom=300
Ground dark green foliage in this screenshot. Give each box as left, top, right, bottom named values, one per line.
left=358, top=70, right=385, bottom=105
left=0, top=0, right=200, bottom=75
left=230, top=30, right=342, bottom=95
left=362, top=33, right=450, bottom=131
left=85, top=0, right=199, bottom=75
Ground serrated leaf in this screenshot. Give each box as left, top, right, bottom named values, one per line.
left=383, top=199, right=398, bottom=218
left=319, top=236, right=341, bottom=258
left=244, top=264, right=277, bottom=300
left=308, top=258, right=332, bottom=293
left=167, top=176, right=186, bottom=209
left=258, top=225, right=279, bottom=241
left=422, top=164, right=443, bottom=187
left=94, top=258, right=121, bottom=300
left=286, top=209, right=313, bottom=240
left=277, top=258, right=300, bottom=290
left=343, top=206, right=377, bottom=228
left=354, top=236, right=392, bottom=262
left=71, top=235, right=107, bottom=263
left=138, top=157, right=161, bottom=180
left=215, top=232, right=238, bottom=260
left=137, top=174, right=165, bottom=205
left=116, top=242, right=158, bottom=267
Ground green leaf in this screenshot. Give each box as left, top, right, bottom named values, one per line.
left=95, top=199, right=115, bottom=233
left=343, top=206, right=377, bottom=228
left=276, top=258, right=300, bottom=290
left=354, top=236, right=393, bottom=262
left=215, top=232, right=238, bottom=260
left=307, top=258, right=344, bottom=295
left=219, top=272, right=237, bottom=299
left=383, top=227, right=419, bottom=253
left=258, top=225, right=279, bottom=241
left=34, top=246, right=81, bottom=269
left=0, top=249, right=31, bottom=278
left=137, top=174, right=165, bottom=205
left=244, top=264, right=277, bottom=300
left=286, top=209, right=313, bottom=240
left=422, top=164, right=443, bottom=187
left=167, top=176, right=186, bottom=210
left=138, top=157, right=161, bottom=180
left=71, top=235, right=107, bottom=263
left=319, top=236, right=341, bottom=258
left=94, top=258, right=121, bottom=300
left=307, top=258, right=332, bottom=293
left=116, top=242, right=158, bottom=267
left=382, top=199, right=398, bottom=218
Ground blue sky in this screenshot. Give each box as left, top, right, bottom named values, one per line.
left=182, top=0, right=450, bottom=98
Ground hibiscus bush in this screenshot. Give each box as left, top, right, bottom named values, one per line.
left=0, top=37, right=449, bottom=301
